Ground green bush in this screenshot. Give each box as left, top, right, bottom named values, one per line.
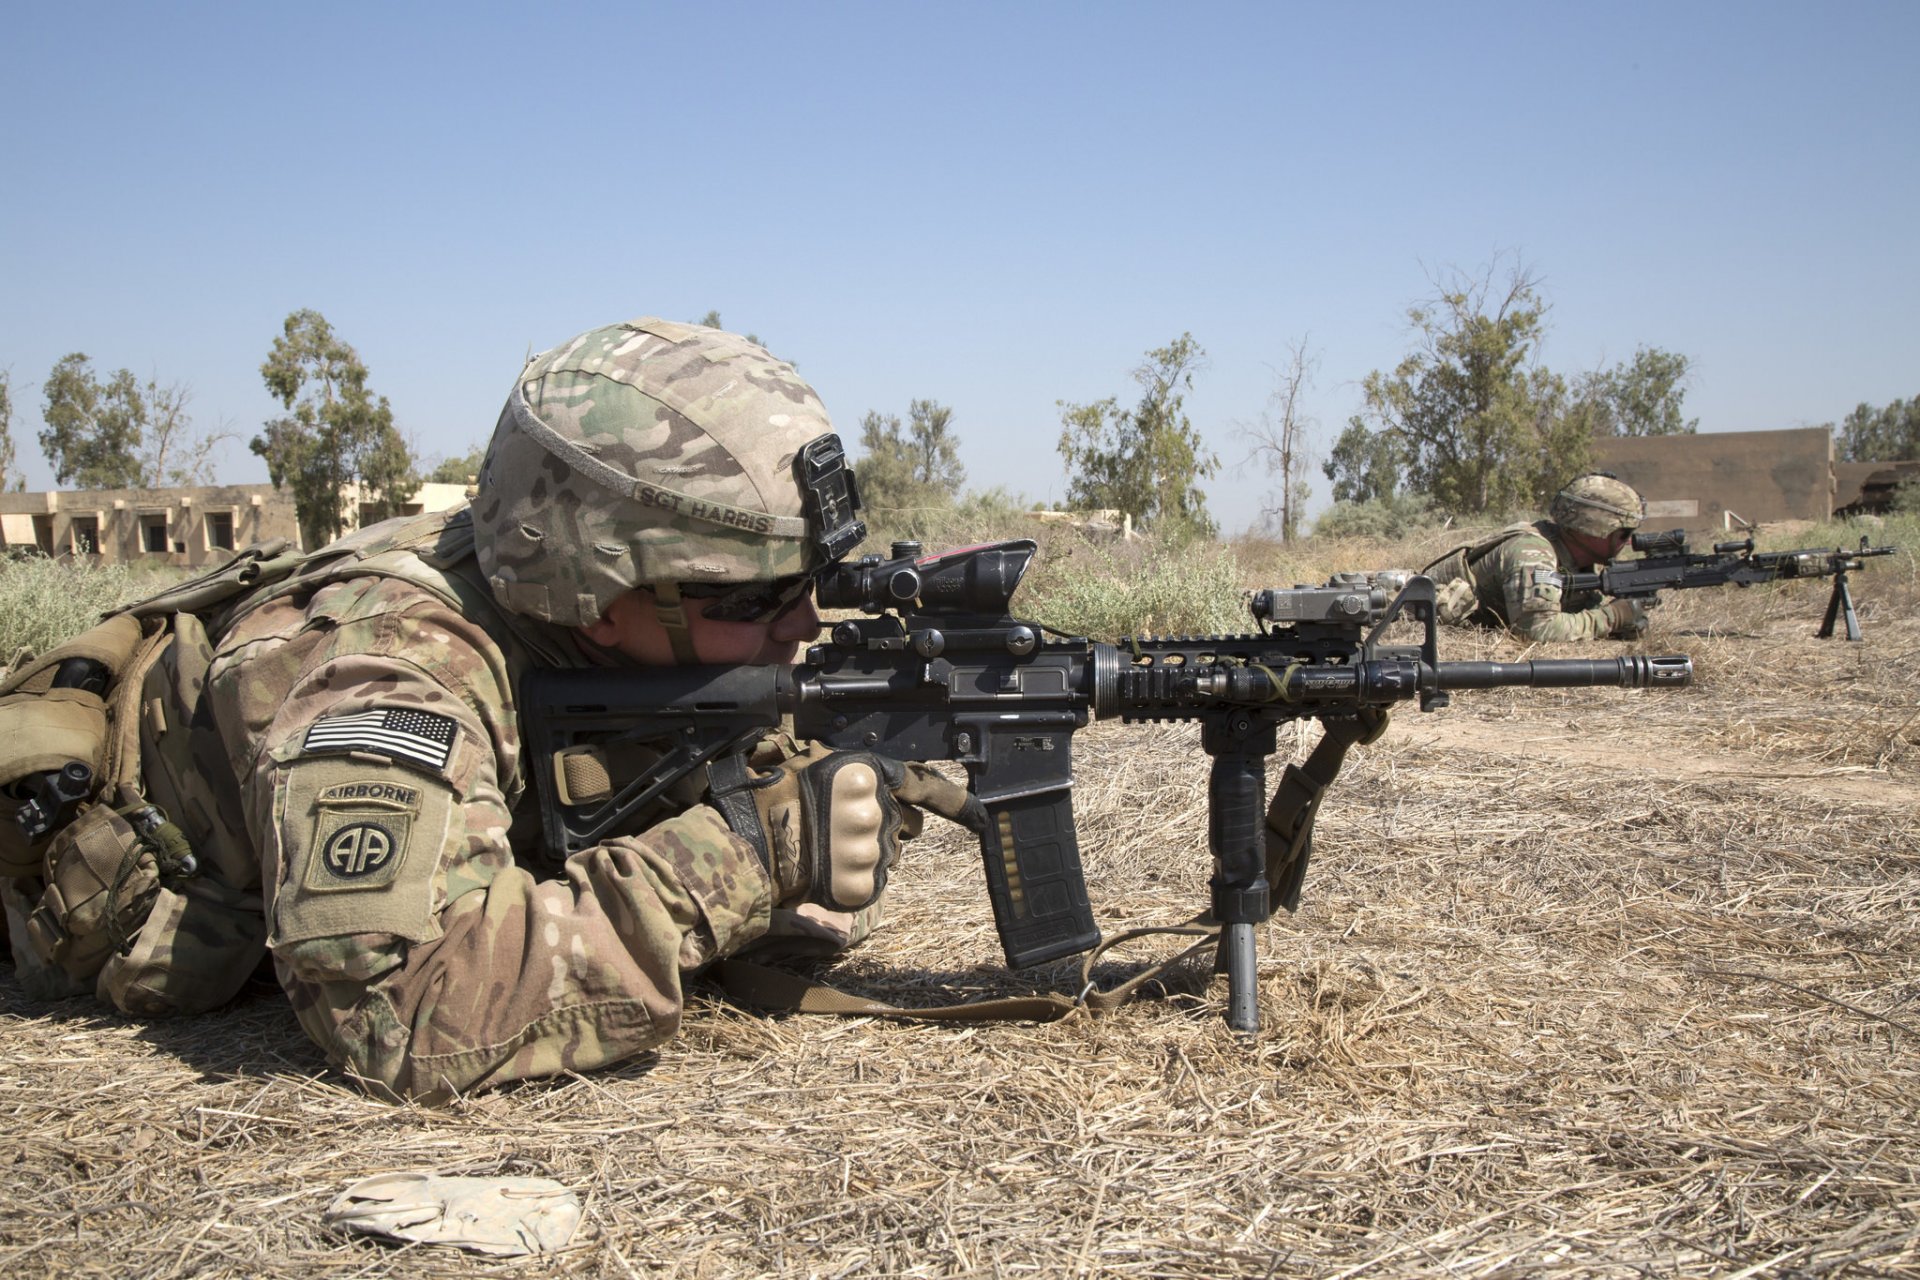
left=1310, top=493, right=1444, bottom=541
left=1018, top=534, right=1247, bottom=639
left=856, top=486, right=1036, bottom=555
left=0, top=556, right=182, bottom=664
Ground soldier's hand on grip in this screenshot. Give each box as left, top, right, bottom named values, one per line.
left=1604, top=597, right=1651, bottom=639
left=709, top=745, right=982, bottom=912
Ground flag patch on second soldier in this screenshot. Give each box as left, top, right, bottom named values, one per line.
left=303, top=707, right=457, bottom=772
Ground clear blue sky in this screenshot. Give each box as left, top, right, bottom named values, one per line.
left=4, top=1, right=1915, bottom=532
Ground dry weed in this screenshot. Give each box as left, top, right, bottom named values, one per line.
left=4, top=539, right=1919, bottom=1277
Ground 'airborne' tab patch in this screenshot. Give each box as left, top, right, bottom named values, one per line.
left=303, top=707, right=457, bottom=773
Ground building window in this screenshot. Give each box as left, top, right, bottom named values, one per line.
left=71, top=516, right=101, bottom=555
left=206, top=511, right=236, bottom=551
left=32, top=515, right=53, bottom=555
left=141, top=514, right=169, bottom=553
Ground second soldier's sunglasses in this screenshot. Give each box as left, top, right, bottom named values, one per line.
left=676, top=572, right=817, bottom=623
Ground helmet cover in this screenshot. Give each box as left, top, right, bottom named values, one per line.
left=473, top=318, right=841, bottom=626
left=1550, top=473, right=1644, bottom=538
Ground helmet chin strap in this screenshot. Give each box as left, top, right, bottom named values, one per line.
left=651, top=582, right=701, bottom=664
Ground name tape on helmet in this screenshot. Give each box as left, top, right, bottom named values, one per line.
left=508, top=385, right=809, bottom=540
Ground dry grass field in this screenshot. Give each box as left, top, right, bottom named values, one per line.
left=4, top=528, right=1918, bottom=1277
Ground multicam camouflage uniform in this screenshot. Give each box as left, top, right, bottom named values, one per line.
left=6, top=319, right=892, bottom=1101
left=196, top=504, right=795, bottom=1099
left=1423, top=520, right=1618, bottom=642
left=1423, top=474, right=1646, bottom=643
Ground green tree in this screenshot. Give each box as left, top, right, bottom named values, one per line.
left=1572, top=346, right=1697, bottom=437
left=38, top=354, right=225, bottom=489
left=1834, top=395, right=1920, bottom=462
left=38, top=353, right=146, bottom=488
left=1327, top=262, right=1575, bottom=516
left=853, top=399, right=966, bottom=514
left=1323, top=419, right=1405, bottom=505
left=695, top=310, right=762, bottom=348
left=1057, top=333, right=1218, bottom=537
left=426, top=446, right=486, bottom=486
left=0, top=370, right=21, bottom=492
left=252, top=309, right=416, bottom=549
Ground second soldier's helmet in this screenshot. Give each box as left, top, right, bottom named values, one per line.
left=1550, top=473, right=1644, bottom=538
left=472, top=317, right=864, bottom=629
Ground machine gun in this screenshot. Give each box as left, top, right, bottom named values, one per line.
left=524, top=539, right=1691, bottom=1035
left=1566, top=530, right=1898, bottom=641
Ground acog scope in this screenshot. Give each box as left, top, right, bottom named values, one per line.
left=816, top=538, right=1036, bottom=617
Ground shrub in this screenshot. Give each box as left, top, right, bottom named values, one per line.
left=0, top=557, right=181, bottom=664
left=856, top=486, right=1035, bottom=555
left=1018, top=533, right=1247, bottom=639
left=1310, top=493, right=1444, bottom=541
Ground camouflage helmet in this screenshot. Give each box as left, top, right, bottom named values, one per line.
left=1550, top=473, right=1644, bottom=538
left=473, top=318, right=863, bottom=629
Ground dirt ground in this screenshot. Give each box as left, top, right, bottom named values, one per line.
left=3, top=571, right=1917, bottom=1277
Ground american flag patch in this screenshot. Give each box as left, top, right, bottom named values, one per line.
left=302, top=707, right=458, bottom=772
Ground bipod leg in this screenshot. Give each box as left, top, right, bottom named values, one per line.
left=1203, top=715, right=1278, bottom=1036
left=1818, top=572, right=1862, bottom=641
left=1220, top=922, right=1259, bottom=1031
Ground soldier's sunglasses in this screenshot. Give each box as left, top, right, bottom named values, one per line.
left=676, top=572, right=817, bottom=623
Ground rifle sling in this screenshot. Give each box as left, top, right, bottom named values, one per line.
left=712, top=922, right=1222, bottom=1024
left=710, top=714, right=1390, bottom=1027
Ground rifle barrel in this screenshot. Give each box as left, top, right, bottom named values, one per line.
left=1432, top=655, right=1692, bottom=690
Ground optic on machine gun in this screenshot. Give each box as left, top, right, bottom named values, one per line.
left=1629, top=529, right=1690, bottom=556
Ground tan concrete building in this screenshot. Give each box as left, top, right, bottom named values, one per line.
left=0, top=480, right=472, bottom=565
left=1834, top=460, right=1920, bottom=515
left=1591, top=427, right=1835, bottom=535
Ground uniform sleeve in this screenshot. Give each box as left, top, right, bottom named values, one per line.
left=208, top=583, right=773, bottom=1100
left=1491, top=537, right=1618, bottom=642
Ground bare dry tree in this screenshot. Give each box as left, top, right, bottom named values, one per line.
left=1239, top=334, right=1318, bottom=541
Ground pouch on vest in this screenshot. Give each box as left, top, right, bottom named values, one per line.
left=137, top=610, right=257, bottom=890
left=0, top=613, right=149, bottom=877
left=97, top=877, right=268, bottom=1016
left=7, top=538, right=305, bottom=874
left=24, top=800, right=162, bottom=981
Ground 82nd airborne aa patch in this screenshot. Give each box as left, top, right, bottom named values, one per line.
left=304, top=779, right=422, bottom=895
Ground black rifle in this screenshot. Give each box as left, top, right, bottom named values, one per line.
left=1566, top=530, right=1898, bottom=641
left=524, top=539, right=1691, bottom=1034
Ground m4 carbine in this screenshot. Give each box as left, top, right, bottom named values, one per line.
left=524, top=539, right=1691, bottom=1034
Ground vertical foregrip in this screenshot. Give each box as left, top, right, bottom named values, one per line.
left=1205, top=731, right=1274, bottom=1035
left=976, top=789, right=1102, bottom=970
left=1208, top=751, right=1270, bottom=927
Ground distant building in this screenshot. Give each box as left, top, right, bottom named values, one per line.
left=1591, top=427, right=1835, bottom=534
left=337, top=481, right=472, bottom=535
left=0, top=480, right=472, bottom=565
left=1834, top=460, right=1920, bottom=516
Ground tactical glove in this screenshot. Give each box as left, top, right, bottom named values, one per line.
left=1604, top=597, right=1650, bottom=639
left=708, top=745, right=983, bottom=912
